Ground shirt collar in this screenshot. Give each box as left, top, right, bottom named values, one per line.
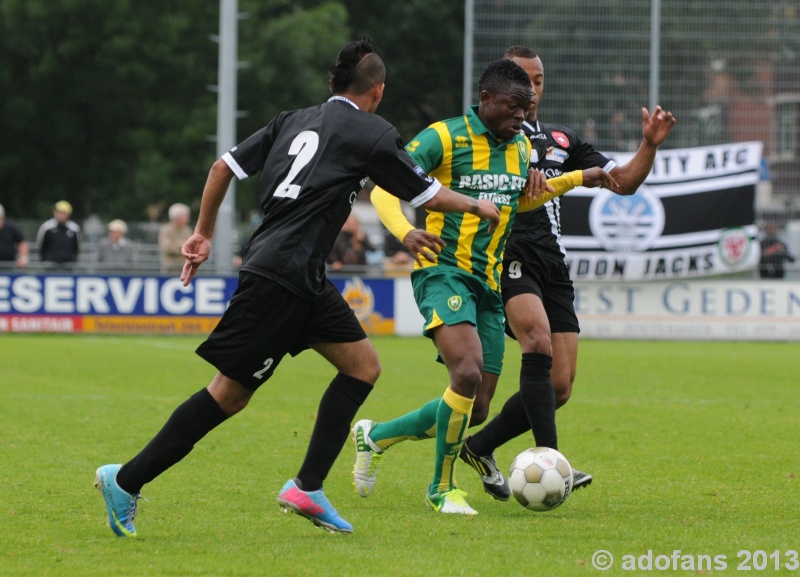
left=328, top=95, right=359, bottom=109
left=523, top=119, right=540, bottom=133
left=467, top=105, right=527, bottom=144
left=466, top=105, right=490, bottom=135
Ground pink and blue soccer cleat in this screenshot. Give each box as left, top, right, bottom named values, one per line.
left=276, top=479, right=353, bottom=534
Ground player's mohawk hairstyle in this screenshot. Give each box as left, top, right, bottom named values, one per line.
left=329, top=38, right=385, bottom=95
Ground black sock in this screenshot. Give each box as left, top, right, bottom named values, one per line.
left=520, top=352, right=557, bottom=449
left=467, top=391, right=529, bottom=456
left=117, top=388, right=228, bottom=494
left=296, top=373, right=373, bottom=492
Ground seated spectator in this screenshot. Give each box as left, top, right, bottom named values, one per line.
left=759, top=222, right=796, bottom=279
left=37, top=200, right=80, bottom=267
left=96, top=219, right=137, bottom=269
left=327, top=212, right=375, bottom=271
left=382, top=227, right=414, bottom=274
left=159, top=203, right=192, bottom=275
left=380, top=201, right=417, bottom=274
left=0, top=203, right=30, bottom=269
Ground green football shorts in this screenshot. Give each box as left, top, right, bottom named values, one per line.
left=410, top=266, right=505, bottom=375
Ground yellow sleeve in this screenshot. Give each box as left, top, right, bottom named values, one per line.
left=370, top=186, right=416, bottom=241
left=518, top=170, right=584, bottom=213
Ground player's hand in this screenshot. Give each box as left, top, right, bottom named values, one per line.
left=642, top=105, right=676, bottom=147
left=403, top=229, right=446, bottom=266
left=525, top=168, right=556, bottom=203
left=180, top=232, right=212, bottom=286
left=582, top=167, right=619, bottom=191
left=474, top=199, right=501, bottom=233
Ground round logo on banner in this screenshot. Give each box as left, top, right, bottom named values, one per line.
left=589, top=186, right=665, bottom=252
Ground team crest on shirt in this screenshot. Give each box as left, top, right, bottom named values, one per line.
left=516, top=141, right=529, bottom=163
left=447, top=295, right=463, bottom=311
left=551, top=131, right=569, bottom=148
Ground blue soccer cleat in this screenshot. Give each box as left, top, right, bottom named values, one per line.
left=94, top=464, right=141, bottom=537
left=277, top=479, right=353, bottom=534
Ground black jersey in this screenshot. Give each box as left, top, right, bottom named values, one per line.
left=37, top=218, right=80, bottom=263
left=510, top=119, right=616, bottom=258
left=224, top=97, right=439, bottom=298
left=0, top=220, right=25, bottom=261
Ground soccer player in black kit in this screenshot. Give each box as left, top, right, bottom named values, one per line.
left=459, top=46, right=677, bottom=500
left=94, top=39, right=501, bottom=536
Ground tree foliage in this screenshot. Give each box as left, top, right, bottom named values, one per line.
left=0, top=0, right=463, bottom=222
left=0, top=0, right=220, bottom=220
left=343, top=0, right=465, bottom=140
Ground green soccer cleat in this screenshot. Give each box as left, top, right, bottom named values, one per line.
left=352, top=419, right=384, bottom=497
left=94, top=464, right=141, bottom=537
left=425, top=488, right=478, bottom=515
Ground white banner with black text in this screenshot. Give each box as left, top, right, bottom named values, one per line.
left=559, top=141, right=763, bottom=281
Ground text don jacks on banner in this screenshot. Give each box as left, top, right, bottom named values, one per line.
left=559, top=141, right=762, bottom=281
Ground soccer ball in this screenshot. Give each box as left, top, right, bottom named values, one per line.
left=508, top=447, right=573, bottom=511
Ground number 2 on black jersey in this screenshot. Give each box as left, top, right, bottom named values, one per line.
left=273, top=130, right=319, bottom=199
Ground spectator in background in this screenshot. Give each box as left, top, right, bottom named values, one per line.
left=759, top=222, right=795, bottom=279
left=381, top=202, right=415, bottom=274
left=96, top=219, right=136, bottom=269
left=159, top=203, right=192, bottom=274
left=37, top=200, right=80, bottom=267
left=382, top=228, right=413, bottom=270
left=327, top=212, right=375, bottom=270
left=0, top=203, right=30, bottom=269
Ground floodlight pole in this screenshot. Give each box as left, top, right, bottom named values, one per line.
left=649, top=0, right=661, bottom=112
left=463, top=0, right=474, bottom=112
left=213, top=0, right=238, bottom=275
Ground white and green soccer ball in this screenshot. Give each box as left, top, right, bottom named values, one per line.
left=508, top=447, right=574, bottom=512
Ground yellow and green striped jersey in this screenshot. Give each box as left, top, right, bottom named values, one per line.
left=406, top=105, right=531, bottom=291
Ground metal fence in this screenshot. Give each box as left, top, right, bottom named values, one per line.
left=465, top=0, right=800, bottom=220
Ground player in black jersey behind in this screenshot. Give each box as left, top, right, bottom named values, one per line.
left=460, top=46, right=676, bottom=500
left=94, top=39, right=501, bottom=536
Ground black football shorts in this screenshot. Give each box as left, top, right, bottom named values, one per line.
left=196, top=271, right=366, bottom=390
left=500, top=235, right=580, bottom=335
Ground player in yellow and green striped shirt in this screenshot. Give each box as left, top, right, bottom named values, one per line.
left=351, top=59, right=617, bottom=515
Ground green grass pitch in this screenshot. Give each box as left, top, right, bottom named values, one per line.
left=1, top=334, right=798, bottom=576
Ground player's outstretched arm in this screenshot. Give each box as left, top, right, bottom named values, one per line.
left=370, top=182, right=499, bottom=231
left=525, top=168, right=555, bottom=197
left=371, top=187, right=445, bottom=266
left=181, top=158, right=235, bottom=286
left=422, top=186, right=500, bottom=230
left=611, top=105, right=677, bottom=195
left=519, top=170, right=595, bottom=213
left=582, top=166, right=619, bottom=190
